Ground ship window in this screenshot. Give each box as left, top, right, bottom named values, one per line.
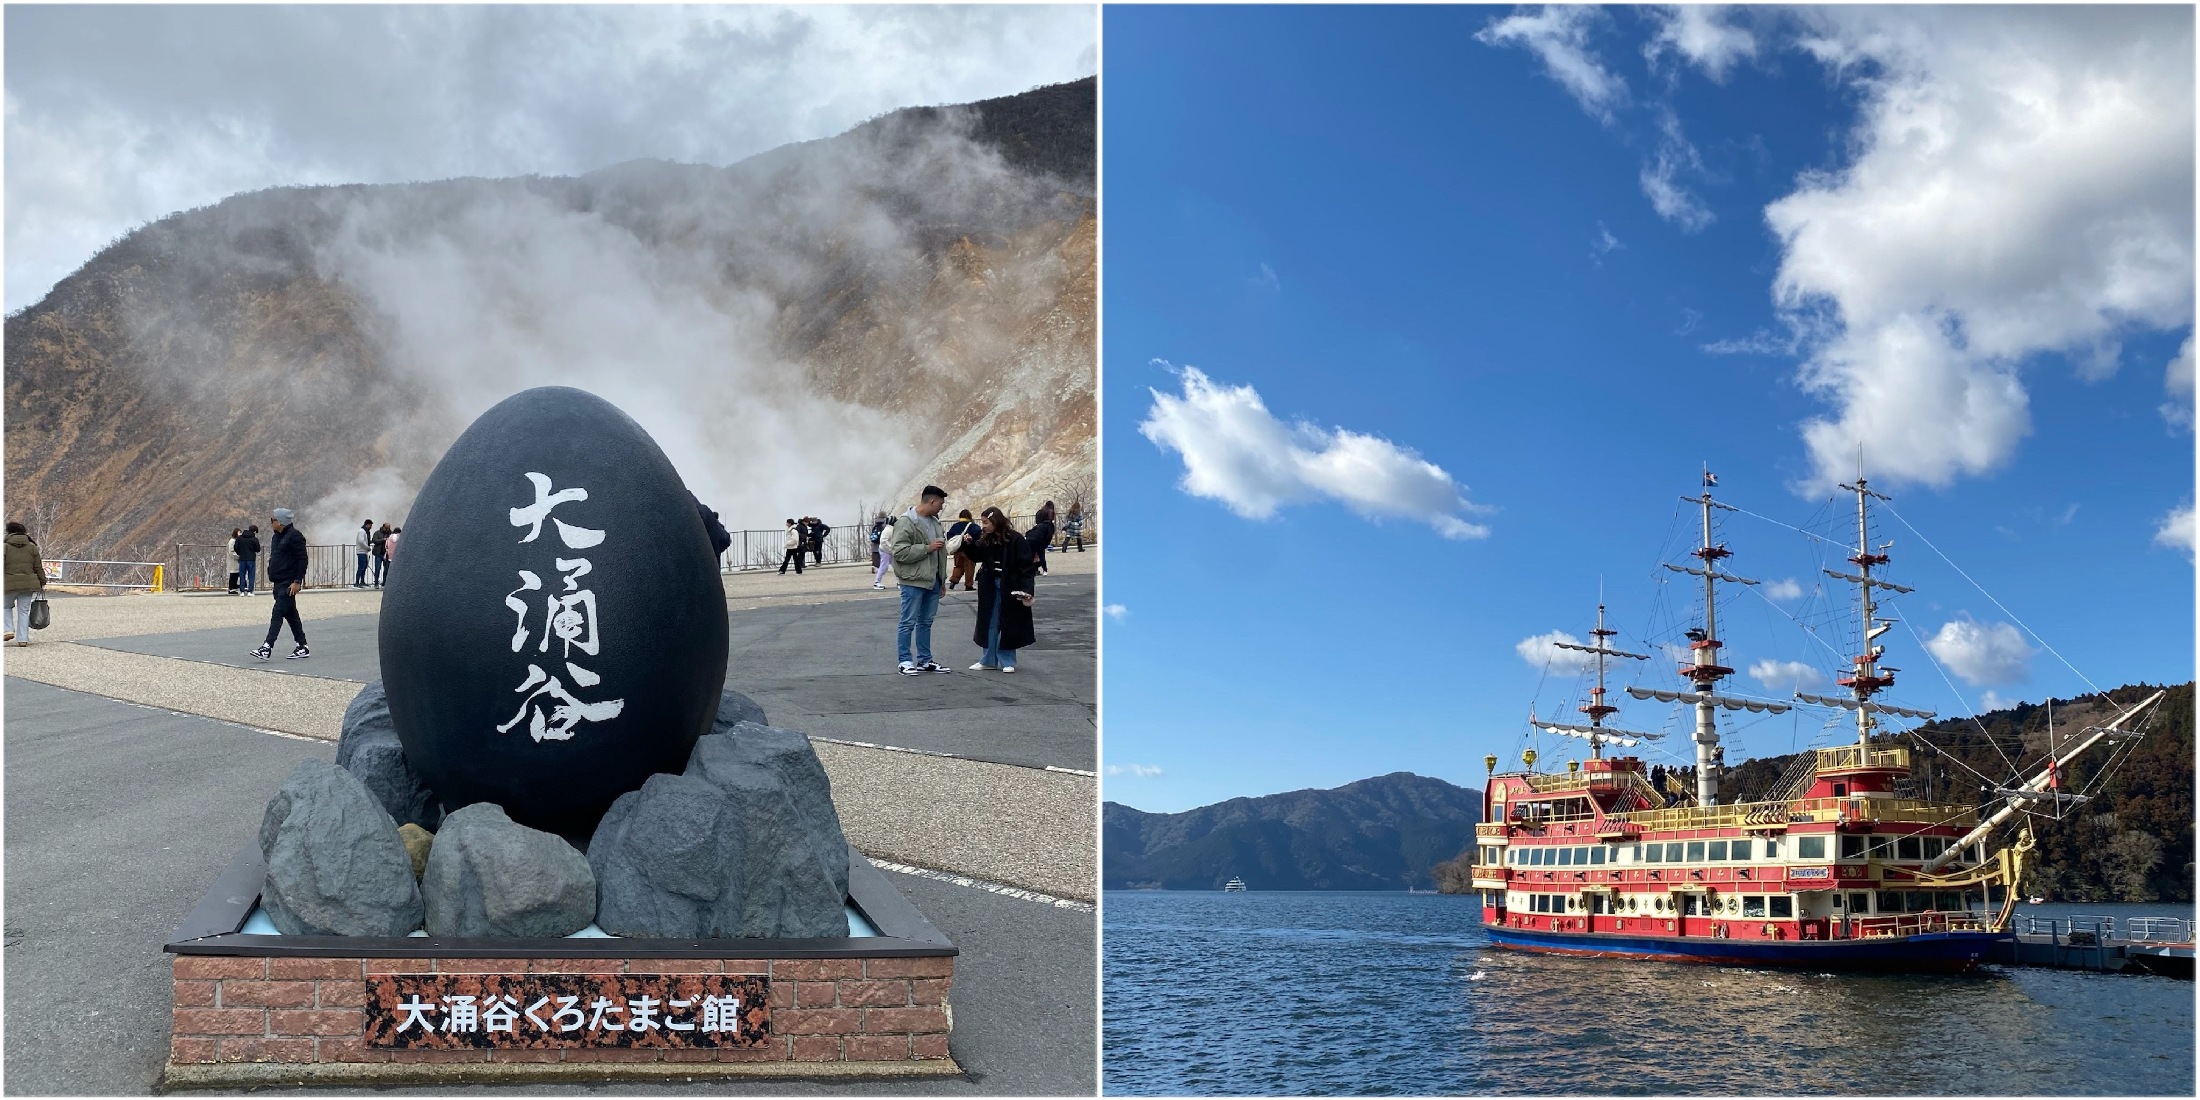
left=1877, top=891, right=1906, bottom=913
left=1940, top=891, right=1964, bottom=911
left=1798, top=836, right=1827, bottom=860
left=1686, top=841, right=1706, bottom=862
left=1762, top=838, right=1780, bottom=859
left=1869, top=837, right=1893, bottom=859
left=1905, top=891, right=1932, bottom=914
left=1574, top=847, right=1590, bottom=865
left=1557, top=848, right=1574, bottom=867
left=1644, top=844, right=1663, bottom=864
left=1833, top=783, right=1848, bottom=797
left=1848, top=891, right=1872, bottom=913
left=1665, top=842, right=1684, bottom=862
left=1707, top=840, right=1728, bottom=861
left=1922, top=837, right=1946, bottom=858
left=1770, top=896, right=1794, bottom=918
left=1590, top=847, right=1607, bottom=866
left=1840, top=835, right=1867, bottom=860
left=1897, top=837, right=1922, bottom=860
left=1830, top=893, right=1842, bottom=910
left=1743, top=895, right=1767, bottom=917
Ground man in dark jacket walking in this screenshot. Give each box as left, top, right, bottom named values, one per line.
left=251, top=508, right=311, bottom=660
left=235, top=525, right=262, bottom=594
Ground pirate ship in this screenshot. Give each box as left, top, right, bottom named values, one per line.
left=1468, top=473, right=2166, bottom=971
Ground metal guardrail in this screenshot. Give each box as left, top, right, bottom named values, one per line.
left=44, top=559, right=164, bottom=591
left=719, top=510, right=1097, bottom=574
left=171, top=507, right=1099, bottom=590
left=2016, top=915, right=2196, bottom=943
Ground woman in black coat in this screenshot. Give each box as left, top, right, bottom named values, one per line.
left=963, top=507, right=1036, bottom=672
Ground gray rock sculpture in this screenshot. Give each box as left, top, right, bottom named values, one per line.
left=422, top=803, right=597, bottom=938
left=713, top=688, right=769, bottom=732
left=334, top=681, right=442, bottom=830
left=685, top=725, right=849, bottom=938
left=691, top=723, right=850, bottom=893
left=397, top=823, right=433, bottom=880
left=588, top=773, right=747, bottom=938
left=258, top=759, right=424, bottom=936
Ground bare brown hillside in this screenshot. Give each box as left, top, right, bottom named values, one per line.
left=4, top=78, right=1095, bottom=560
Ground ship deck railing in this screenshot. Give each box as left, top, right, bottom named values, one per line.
left=1813, top=744, right=1912, bottom=772
left=1610, top=795, right=1977, bottom=833
left=1850, top=911, right=1993, bottom=938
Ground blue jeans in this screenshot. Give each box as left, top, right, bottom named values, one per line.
left=896, top=582, right=941, bottom=665
left=372, top=554, right=386, bottom=586
left=982, top=578, right=1018, bottom=670
left=239, top=559, right=256, bottom=593
left=355, top=553, right=369, bottom=586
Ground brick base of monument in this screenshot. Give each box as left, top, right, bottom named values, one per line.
left=168, top=954, right=953, bottom=1070
left=162, top=845, right=960, bottom=1085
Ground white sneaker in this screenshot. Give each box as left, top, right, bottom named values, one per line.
left=1001, top=666, right=1016, bottom=674
left=897, top=662, right=921, bottom=676
left=969, top=662, right=998, bottom=671
left=871, top=582, right=885, bottom=589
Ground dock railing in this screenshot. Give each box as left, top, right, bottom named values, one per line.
left=2016, top=915, right=2196, bottom=944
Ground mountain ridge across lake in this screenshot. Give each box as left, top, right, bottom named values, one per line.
left=1103, top=771, right=1482, bottom=891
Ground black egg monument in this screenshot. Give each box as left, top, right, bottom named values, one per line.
left=378, top=386, right=728, bottom=837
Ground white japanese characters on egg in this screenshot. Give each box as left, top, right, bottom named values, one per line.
left=498, top=472, right=626, bottom=742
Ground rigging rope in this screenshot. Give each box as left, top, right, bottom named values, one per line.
left=1897, top=616, right=2021, bottom=782
left=1882, top=502, right=2112, bottom=705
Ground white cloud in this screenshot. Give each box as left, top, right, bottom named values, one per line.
left=1517, top=631, right=1597, bottom=673
left=2165, top=335, right=2196, bottom=430
left=1474, top=7, right=1626, bottom=122
left=1639, top=108, right=1714, bottom=232
left=1105, top=764, right=1163, bottom=779
left=1923, top=616, right=2036, bottom=686
left=2155, top=502, right=2196, bottom=559
left=1978, top=690, right=2020, bottom=713
left=1140, top=364, right=1490, bottom=539
left=4, top=5, right=1097, bottom=312
left=1249, top=263, right=1280, bottom=294
left=1593, top=222, right=1624, bottom=259
left=1762, top=577, right=1805, bottom=601
left=1767, top=7, right=2195, bottom=490
left=1749, top=658, right=1826, bottom=693
left=1645, top=6, right=1761, bottom=83
left=1104, top=603, right=1128, bottom=621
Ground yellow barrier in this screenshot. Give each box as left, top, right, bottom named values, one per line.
left=152, top=564, right=164, bottom=594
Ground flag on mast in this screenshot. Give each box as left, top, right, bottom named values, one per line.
left=1703, top=470, right=1719, bottom=487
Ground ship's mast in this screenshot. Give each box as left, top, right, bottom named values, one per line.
left=1545, top=603, right=1651, bottom=758
left=1831, top=473, right=1907, bottom=747
left=1685, top=482, right=1733, bottom=803
left=1621, top=473, right=1795, bottom=805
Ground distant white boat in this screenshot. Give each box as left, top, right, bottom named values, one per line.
left=1223, top=876, right=1247, bottom=892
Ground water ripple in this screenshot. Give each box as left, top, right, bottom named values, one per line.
left=1103, top=892, right=2195, bottom=1096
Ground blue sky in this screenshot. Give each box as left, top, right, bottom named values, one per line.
left=1101, top=5, right=2196, bottom=814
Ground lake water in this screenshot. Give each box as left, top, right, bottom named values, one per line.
left=1103, top=891, right=2194, bottom=1096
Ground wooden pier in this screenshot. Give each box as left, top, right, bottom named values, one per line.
left=1989, top=915, right=2194, bottom=978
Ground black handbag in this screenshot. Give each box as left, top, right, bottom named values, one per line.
left=29, top=595, right=50, bottom=630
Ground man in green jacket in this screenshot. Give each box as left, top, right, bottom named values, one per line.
left=4, top=521, right=48, bottom=646
left=890, top=485, right=953, bottom=676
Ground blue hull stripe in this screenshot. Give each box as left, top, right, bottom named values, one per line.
left=1485, top=924, right=2010, bottom=971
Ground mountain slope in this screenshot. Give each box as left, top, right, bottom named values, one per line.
left=5, top=78, right=1095, bottom=561
left=1104, top=772, right=1483, bottom=891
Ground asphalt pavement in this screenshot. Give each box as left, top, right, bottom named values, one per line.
left=0, top=680, right=1095, bottom=1096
